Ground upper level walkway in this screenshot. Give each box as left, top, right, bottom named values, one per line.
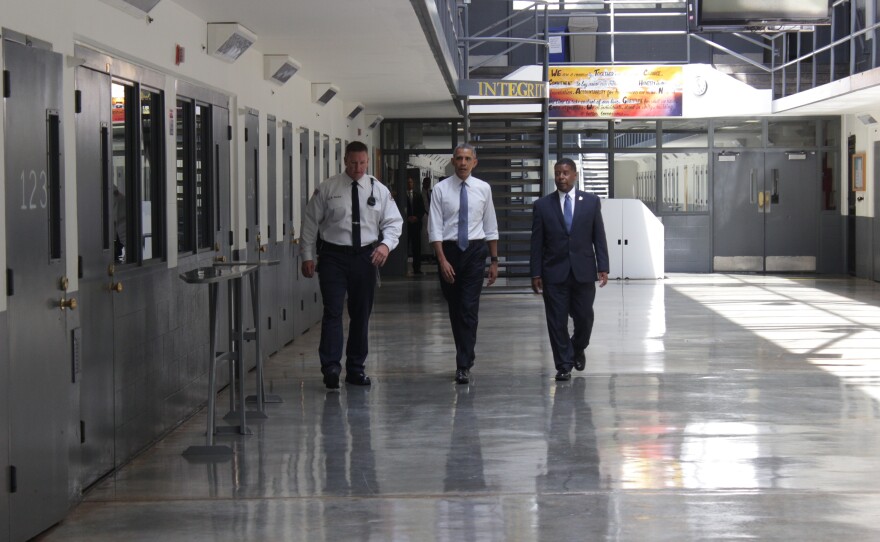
left=39, top=274, right=880, bottom=541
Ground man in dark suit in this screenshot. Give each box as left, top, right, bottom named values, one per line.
left=530, top=158, right=609, bottom=381
left=405, top=175, right=427, bottom=274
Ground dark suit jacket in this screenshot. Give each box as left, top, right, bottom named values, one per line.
left=530, top=189, right=610, bottom=284
left=406, top=190, right=426, bottom=225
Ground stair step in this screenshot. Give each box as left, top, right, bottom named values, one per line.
left=470, top=126, right=545, bottom=135
left=469, top=112, right=544, bottom=120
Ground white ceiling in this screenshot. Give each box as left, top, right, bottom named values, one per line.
left=170, top=0, right=880, bottom=121
left=172, top=0, right=460, bottom=118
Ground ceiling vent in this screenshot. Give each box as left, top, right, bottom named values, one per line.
left=207, top=23, right=257, bottom=63
left=311, top=83, right=339, bottom=105
left=365, top=114, right=384, bottom=130
left=100, top=0, right=162, bottom=18
left=346, top=102, right=365, bottom=120
left=264, top=55, right=301, bottom=85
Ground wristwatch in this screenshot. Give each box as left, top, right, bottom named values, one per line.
left=490, top=256, right=499, bottom=262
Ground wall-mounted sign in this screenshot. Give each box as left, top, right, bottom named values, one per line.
left=458, top=79, right=547, bottom=99
left=549, top=66, right=683, bottom=118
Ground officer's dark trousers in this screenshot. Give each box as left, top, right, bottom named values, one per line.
left=439, top=240, right=488, bottom=370
left=317, top=249, right=376, bottom=377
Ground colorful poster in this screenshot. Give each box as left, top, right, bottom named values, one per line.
left=549, top=66, right=683, bottom=118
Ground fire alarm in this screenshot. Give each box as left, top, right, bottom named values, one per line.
left=175, top=44, right=185, bottom=66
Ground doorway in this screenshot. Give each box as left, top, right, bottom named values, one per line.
left=713, top=151, right=819, bottom=272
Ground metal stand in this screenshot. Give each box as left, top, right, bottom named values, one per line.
left=179, top=265, right=257, bottom=458
left=215, top=259, right=284, bottom=414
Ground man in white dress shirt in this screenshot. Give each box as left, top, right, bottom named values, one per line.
left=428, top=144, right=499, bottom=384
left=301, top=141, right=403, bottom=389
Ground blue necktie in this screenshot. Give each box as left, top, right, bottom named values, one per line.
left=458, top=182, right=468, bottom=251
left=564, top=193, right=572, bottom=233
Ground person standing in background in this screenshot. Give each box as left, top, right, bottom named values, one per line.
left=405, top=175, right=426, bottom=275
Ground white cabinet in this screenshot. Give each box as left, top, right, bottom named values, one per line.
left=602, top=199, right=664, bottom=279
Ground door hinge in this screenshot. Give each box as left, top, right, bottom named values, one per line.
left=245, top=228, right=249, bottom=243
left=80, top=420, right=86, bottom=444
left=78, top=255, right=84, bottom=279
left=244, top=127, right=248, bottom=142
left=74, top=89, right=82, bottom=114
left=9, top=465, right=17, bottom=493
left=282, top=137, right=286, bottom=150
left=228, top=230, right=234, bottom=247
left=6, top=268, right=13, bottom=296
left=267, top=133, right=271, bottom=147
left=227, top=125, right=232, bottom=141
left=2, top=70, right=10, bottom=98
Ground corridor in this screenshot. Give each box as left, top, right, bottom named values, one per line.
left=39, top=274, right=880, bottom=541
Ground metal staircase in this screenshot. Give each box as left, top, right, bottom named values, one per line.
left=467, top=97, right=547, bottom=278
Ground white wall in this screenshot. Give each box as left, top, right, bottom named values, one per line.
left=0, top=0, right=379, bottom=305
left=843, top=112, right=880, bottom=218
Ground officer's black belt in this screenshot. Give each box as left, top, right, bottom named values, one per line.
left=320, top=241, right=378, bottom=255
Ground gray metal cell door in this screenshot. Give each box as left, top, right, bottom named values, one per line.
left=3, top=37, right=70, bottom=541
left=243, top=110, right=259, bottom=369
left=713, top=152, right=818, bottom=272
left=213, top=106, right=232, bottom=349
left=74, top=66, right=116, bottom=491
left=280, top=121, right=295, bottom=343
left=762, top=153, right=818, bottom=272
left=262, top=116, right=279, bottom=354
left=243, top=111, right=259, bottom=260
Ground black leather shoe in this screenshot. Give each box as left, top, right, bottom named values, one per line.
left=555, top=370, right=571, bottom=381
left=323, top=373, right=340, bottom=389
left=455, top=369, right=470, bottom=384
left=574, top=350, right=586, bottom=372
left=344, top=373, right=372, bottom=386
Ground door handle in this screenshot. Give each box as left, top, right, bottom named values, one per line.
left=60, top=297, right=78, bottom=310
left=758, top=191, right=765, bottom=209
left=110, top=281, right=123, bottom=293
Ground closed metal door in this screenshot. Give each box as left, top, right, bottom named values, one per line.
left=3, top=36, right=69, bottom=541
left=245, top=110, right=260, bottom=261
left=763, top=153, right=818, bottom=272
left=74, top=66, right=116, bottom=490
left=213, top=106, right=232, bottom=349
left=280, top=121, right=296, bottom=343
left=262, top=116, right=279, bottom=354
left=713, top=152, right=818, bottom=272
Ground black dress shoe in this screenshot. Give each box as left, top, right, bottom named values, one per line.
left=344, top=373, right=372, bottom=386
left=574, top=350, right=586, bottom=372
left=555, top=370, right=571, bottom=381
left=323, top=373, right=340, bottom=389
left=455, top=369, right=470, bottom=384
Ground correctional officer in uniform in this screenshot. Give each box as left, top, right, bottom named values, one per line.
left=428, top=144, right=499, bottom=384
left=301, top=141, right=403, bottom=389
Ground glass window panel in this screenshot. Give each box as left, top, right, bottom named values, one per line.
left=614, top=153, right=656, bottom=207
left=404, top=121, right=453, bottom=149
left=176, top=100, right=192, bottom=253
left=821, top=118, right=841, bottom=147
left=112, top=81, right=133, bottom=264
left=195, top=103, right=211, bottom=249
left=821, top=150, right=839, bottom=211
left=382, top=121, right=399, bottom=150
left=561, top=120, right=609, bottom=149
left=713, top=119, right=762, bottom=148
left=657, top=152, right=709, bottom=213
left=768, top=120, right=816, bottom=147
left=613, top=121, right=658, bottom=149
left=563, top=152, right=610, bottom=197
left=660, top=119, right=709, bottom=148
left=140, top=87, right=163, bottom=261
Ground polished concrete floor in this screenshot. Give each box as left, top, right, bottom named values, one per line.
left=39, top=274, right=880, bottom=541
